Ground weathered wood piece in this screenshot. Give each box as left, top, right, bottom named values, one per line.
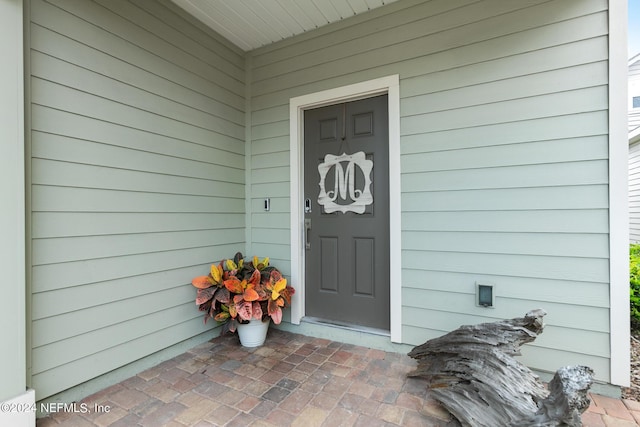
left=515, top=365, right=594, bottom=427
left=407, top=309, right=593, bottom=427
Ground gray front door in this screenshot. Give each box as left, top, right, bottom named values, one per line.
left=304, top=94, right=390, bottom=331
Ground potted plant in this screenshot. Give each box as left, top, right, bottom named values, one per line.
left=191, top=252, right=295, bottom=347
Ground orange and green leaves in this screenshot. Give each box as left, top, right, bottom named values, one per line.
left=225, top=253, right=244, bottom=272
left=211, top=263, right=223, bottom=284
left=263, top=270, right=295, bottom=324
left=266, top=271, right=294, bottom=305
left=236, top=301, right=263, bottom=321
left=252, top=256, right=270, bottom=270
left=192, top=262, right=224, bottom=289
left=224, top=278, right=260, bottom=303
left=270, top=277, right=287, bottom=300
left=196, top=287, right=216, bottom=305
left=192, top=275, right=213, bottom=289
left=214, top=304, right=230, bottom=322
left=214, top=287, right=230, bottom=304
left=223, top=277, right=244, bottom=294
left=191, top=253, right=294, bottom=327
left=267, top=299, right=283, bottom=324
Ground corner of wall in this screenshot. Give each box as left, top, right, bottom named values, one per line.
left=608, top=0, right=631, bottom=387
left=244, top=53, right=253, bottom=257
left=0, top=0, right=27, bottom=403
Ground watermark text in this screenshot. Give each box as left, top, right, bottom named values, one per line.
left=1, top=401, right=111, bottom=414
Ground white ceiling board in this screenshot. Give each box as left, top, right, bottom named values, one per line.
left=172, top=0, right=400, bottom=51
left=328, top=0, right=357, bottom=19
left=347, top=0, right=371, bottom=15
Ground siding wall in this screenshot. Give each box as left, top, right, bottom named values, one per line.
left=248, top=0, right=611, bottom=381
left=631, top=139, right=640, bottom=242
left=631, top=58, right=640, bottom=242
left=629, top=57, right=640, bottom=133
left=29, top=0, right=245, bottom=399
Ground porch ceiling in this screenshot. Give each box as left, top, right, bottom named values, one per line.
left=171, top=0, right=399, bottom=51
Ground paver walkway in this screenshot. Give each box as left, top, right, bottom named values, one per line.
left=36, top=329, right=639, bottom=426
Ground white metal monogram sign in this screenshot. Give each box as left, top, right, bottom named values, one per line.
left=317, top=151, right=373, bottom=214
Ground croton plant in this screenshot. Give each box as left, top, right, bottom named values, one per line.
left=191, top=252, right=295, bottom=334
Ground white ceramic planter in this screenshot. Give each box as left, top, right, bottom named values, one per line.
left=236, top=318, right=270, bottom=347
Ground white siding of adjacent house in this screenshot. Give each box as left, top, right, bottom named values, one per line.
left=629, top=57, right=640, bottom=133
left=629, top=58, right=640, bottom=242
left=28, top=0, right=245, bottom=399
left=631, top=139, right=640, bottom=243
left=248, top=0, right=611, bottom=381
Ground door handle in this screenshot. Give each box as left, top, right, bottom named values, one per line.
left=304, top=218, right=311, bottom=250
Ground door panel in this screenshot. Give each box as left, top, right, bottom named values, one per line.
left=320, top=237, right=339, bottom=292
left=354, top=238, right=375, bottom=296
left=304, top=94, right=389, bottom=330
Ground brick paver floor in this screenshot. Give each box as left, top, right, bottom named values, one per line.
left=36, top=329, right=639, bottom=426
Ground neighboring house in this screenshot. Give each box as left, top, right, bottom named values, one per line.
left=630, top=53, right=640, bottom=242
left=0, top=0, right=630, bottom=423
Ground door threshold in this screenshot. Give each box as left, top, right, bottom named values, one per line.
left=302, top=316, right=390, bottom=337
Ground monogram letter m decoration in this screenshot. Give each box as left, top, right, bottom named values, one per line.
left=317, top=151, right=373, bottom=214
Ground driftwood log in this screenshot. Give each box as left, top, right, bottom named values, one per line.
left=517, top=365, right=594, bottom=426
left=407, top=309, right=594, bottom=427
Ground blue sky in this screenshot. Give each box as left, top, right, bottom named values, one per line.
left=631, top=0, right=640, bottom=58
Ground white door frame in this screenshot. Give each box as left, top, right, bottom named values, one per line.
left=289, top=75, right=402, bottom=343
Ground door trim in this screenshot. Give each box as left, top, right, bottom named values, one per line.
left=289, top=75, right=401, bottom=343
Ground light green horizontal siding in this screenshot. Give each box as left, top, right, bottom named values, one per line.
left=401, top=60, right=607, bottom=114
left=402, top=111, right=608, bottom=153
left=33, top=317, right=213, bottom=399
left=402, top=232, right=609, bottom=259
left=401, top=137, right=608, bottom=170
left=250, top=1, right=607, bottom=110
left=399, top=37, right=608, bottom=97
left=252, top=228, right=291, bottom=245
left=401, top=270, right=609, bottom=308
left=248, top=0, right=611, bottom=381
left=252, top=135, right=289, bottom=155
left=33, top=287, right=194, bottom=349
left=29, top=0, right=245, bottom=399
left=31, top=130, right=244, bottom=181
left=402, top=185, right=608, bottom=212
left=402, top=160, right=608, bottom=192
left=402, top=250, right=608, bottom=283
left=32, top=246, right=242, bottom=293
left=251, top=1, right=605, bottom=94
left=32, top=266, right=212, bottom=320
left=402, top=210, right=608, bottom=233
left=32, top=229, right=243, bottom=266
left=32, top=159, right=244, bottom=197
left=31, top=51, right=243, bottom=138
left=31, top=105, right=244, bottom=160
left=32, top=186, right=245, bottom=213
left=31, top=78, right=243, bottom=149
left=251, top=198, right=290, bottom=214
left=32, top=212, right=244, bottom=239
left=31, top=0, right=243, bottom=105
left=402, top=87, right=607, bottom=135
